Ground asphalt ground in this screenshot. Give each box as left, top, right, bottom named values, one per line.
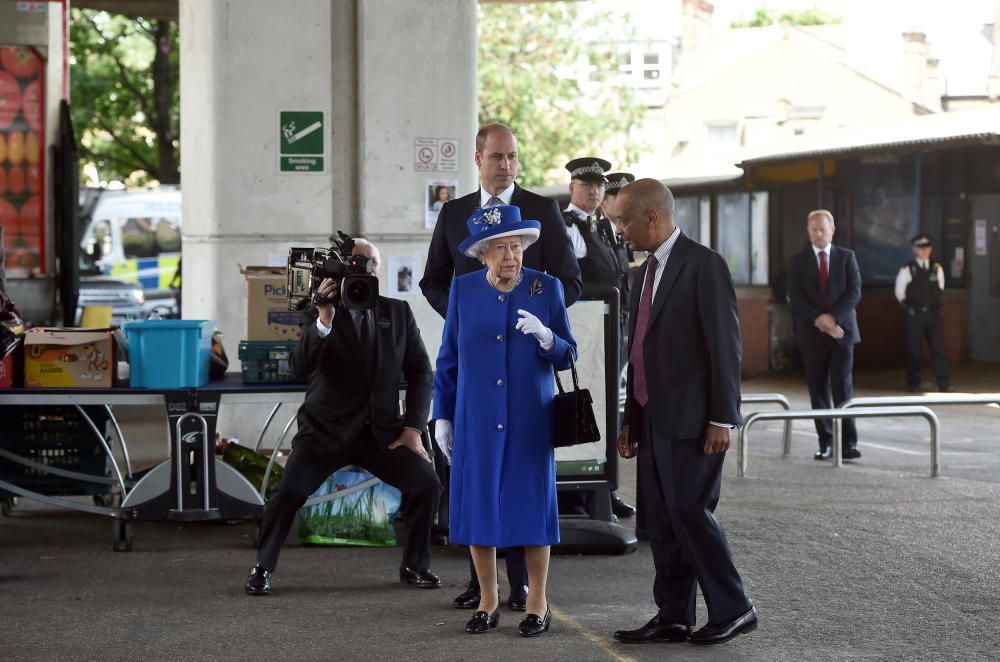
left=2, top=364, right=999, bottom=661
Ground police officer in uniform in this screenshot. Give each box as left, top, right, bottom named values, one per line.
left=601, top=171, right=635, bottom=220
left=894, top=233, right=953, bottom=393
left=563, top=158, right=631, bottom=350
left=562, top=157, right=634, bottom=519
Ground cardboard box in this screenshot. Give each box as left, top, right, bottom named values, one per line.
left=23, top=328, right=115, bottom=388
left=244, top=266, right=302, bottom=342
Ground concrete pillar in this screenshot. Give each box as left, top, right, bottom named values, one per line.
left=357, top=0, right=478, bottom=353
left=179, top=0, right=477, bottom=440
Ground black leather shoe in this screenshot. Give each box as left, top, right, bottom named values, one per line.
left=814, top=447, right=832, bottom=460
left=465, top=607, right=500, bottom=634
left=453, top=582, right=480, bottom=609
left=399, top=566, right=442, bottom=589
left=244, top=565, right=272, bottom=596
left=938, top=384, right=955, bottom=393
left=517, top=606, right=551, bottom=637
left=689, top=606, right=758, bottom=646
left=842, top=447, right=862, bottom=460
left=613, top=614, right=691, bottom=643
left=907, top=384, right=923, bottom=393
left=507, top=585, right=527, bottom=611
left=611, top=495, right=636, bottom=519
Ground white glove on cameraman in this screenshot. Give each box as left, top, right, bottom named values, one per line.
left=434, top=420, right=453, bottom=462
left=516, top=309, right=554, bottom=352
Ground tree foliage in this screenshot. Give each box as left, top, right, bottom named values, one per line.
left=478, top=2, right=646, bottom=188
left=69, top=9, right=179, bottom=186
left=731, top=6, right=842, bottom=28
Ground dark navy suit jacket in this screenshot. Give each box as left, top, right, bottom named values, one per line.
left=788, top=244, right=862, bottom=347
left=419, top=184, right=582, bottom=318
left=624, top=233, right=743, bottom=440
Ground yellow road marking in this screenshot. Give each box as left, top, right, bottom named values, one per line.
left=550, top=604, right=637, bottom=662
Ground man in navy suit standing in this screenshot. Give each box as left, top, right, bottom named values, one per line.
left=420, top=122, right=581, bottom=614
left=611, top=179, right=755, bottom=646
left=787, top=209, right=862, bottom=461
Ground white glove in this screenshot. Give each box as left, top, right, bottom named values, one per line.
left=434, top=420, right=453, bottom=462
left=516, top=309, right=554, bottom=352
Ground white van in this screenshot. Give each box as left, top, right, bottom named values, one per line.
left=79, top=186, right=182, bottom=317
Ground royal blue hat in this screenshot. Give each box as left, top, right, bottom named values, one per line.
left=458, top=204, right=541, bottom=258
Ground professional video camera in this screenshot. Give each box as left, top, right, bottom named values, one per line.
left=287, top=232, right=379, bottom=311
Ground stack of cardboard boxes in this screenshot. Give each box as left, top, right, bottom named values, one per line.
left=239, top=267, right=303, bottom=383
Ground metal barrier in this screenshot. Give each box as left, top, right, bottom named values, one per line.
left=742, top=393, right=793, bottom=456
left=832, top=394, right=1000, bottom=471
left=738, top=406, right=940, bottom=478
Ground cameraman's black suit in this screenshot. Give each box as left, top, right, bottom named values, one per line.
left=255, top=296, right=441, bottom=574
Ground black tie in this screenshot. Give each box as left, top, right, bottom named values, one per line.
left=358, top=310, right=374, bottom=365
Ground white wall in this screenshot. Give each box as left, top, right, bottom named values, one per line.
left=179, top=0, right=478, bottom=442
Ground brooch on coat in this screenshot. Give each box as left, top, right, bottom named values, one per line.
left=529, top=278, right=543, bottom=298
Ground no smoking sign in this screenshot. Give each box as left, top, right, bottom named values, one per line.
left=414, top=138, right=458, bottom=172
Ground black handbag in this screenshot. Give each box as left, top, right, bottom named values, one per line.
left=552, top=356, right=601, bottom=448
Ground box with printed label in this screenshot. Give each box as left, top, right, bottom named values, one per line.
left=244, top=267, right=302, bottom=342
left=23, top=328, right=114, bottom=388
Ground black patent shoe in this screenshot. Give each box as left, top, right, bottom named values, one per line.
left=507, top=585, right=527, bottom=611
left=611, top=495, right=636, bottom=519
left=814, top=447, right=832, bottom=460
left=465, top=607, right=500, bottom=634
left=244, top=564, right=272, bottom=596
left=399, top=566, right=442, bottom=589
left=517, top=606, right=552, bottom=637
left=613, top=614, right=691, bottom=643
left=689, top=606, right=757, bottom=645
left=453, top=582, right=481, bottom=609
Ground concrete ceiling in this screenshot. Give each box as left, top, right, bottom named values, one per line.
left=72, top=0, right=550, bottom=22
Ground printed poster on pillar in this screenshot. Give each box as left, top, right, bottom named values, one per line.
left=0, top=46, right=45, bottom=276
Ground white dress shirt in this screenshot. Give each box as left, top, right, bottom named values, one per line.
left=563, top=203, right=594, bottom=259
left=811, top=243, right=831, bottom=270
left=894, top=259, right=945, bottom=304
left=315, top=309, right=371, bottom=338
left=479, top=184, right=515, bottom=207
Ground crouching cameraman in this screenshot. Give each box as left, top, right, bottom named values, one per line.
left=246, top=238, right=443, bottom=595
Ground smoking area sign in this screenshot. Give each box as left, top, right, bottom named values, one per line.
left=279, top=110, right=325, bottom=173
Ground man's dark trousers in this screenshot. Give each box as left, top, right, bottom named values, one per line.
left=906, top=308, right=950, bottom=389
left=799, top=335, right=858, bottom=450
left=256, top=428, right=441, bottom=572
left=638, top=406, right=751, bottom=626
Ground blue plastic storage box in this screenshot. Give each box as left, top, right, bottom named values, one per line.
left=123, top=319, right=214, bottom=388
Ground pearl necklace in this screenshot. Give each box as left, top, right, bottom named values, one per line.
left=487, top=269, right=522, bottom=293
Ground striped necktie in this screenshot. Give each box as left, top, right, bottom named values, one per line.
left=486, top=196, right=503, bottom=208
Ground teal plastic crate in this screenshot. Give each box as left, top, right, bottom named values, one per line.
left=238, top=340, right=303, bottom=384
left=124, top=319, right=213, bottom=388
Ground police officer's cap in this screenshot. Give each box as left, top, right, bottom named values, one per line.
left=565, top=157, right=611, bottom=183
left=604, top=172, right=635, bottom=194
left=911, top=233, right=933, bottom=247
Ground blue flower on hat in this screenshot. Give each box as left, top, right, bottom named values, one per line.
left=458, top=204, right=541, bottom=258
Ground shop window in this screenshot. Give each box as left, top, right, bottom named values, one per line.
left=675, top=196, right=712, bottom=247
left=717, top=192, right=769, bottom=285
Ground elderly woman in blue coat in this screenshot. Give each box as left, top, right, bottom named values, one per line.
left=434, top=205, right=577, bottom=637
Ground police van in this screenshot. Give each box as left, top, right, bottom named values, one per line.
left=79, top=186, right=182, bottom=317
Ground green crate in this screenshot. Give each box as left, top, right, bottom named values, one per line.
left=237, top=340, right=303, bottom=384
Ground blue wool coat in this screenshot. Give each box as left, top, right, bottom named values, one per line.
left=433, top=267, right=576, bottom=548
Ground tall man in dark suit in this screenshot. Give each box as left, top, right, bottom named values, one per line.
left=787, top=210, right=862, bottom=460
left=419, top=122, right=581, bottom=613
left=611, top=179, right=756, bottom=647
left=245, top=239, right=442, bottom=595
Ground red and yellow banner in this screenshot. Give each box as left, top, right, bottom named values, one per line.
left=0, top=46, right=45, bottom=276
